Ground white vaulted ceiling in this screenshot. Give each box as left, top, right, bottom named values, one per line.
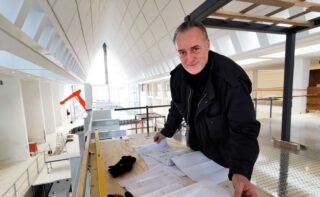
left=0, top=0, right=319, bottom=83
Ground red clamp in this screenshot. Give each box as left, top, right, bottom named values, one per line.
left=60, top=89, right=86, bottom=111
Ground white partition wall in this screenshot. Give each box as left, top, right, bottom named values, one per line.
left=84, top=83, right=92, bottom=110
left=51, top=82, right=62, bottom=127
left=293, top=58, right=310, bottom=114
left=0, top=74, right=29, bottom=161
left=40, top=82, right=56, bottom=135
left=59, top=84, right=68, bottom=122
left=21, top=79, right=46, bottom=143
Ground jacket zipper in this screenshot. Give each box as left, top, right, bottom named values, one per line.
left=197, top=92, right=208, bottom=108
left=186, top=88, right=193, bottom=125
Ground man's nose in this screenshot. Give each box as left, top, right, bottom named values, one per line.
left=185, top=52, right=194, bottom=63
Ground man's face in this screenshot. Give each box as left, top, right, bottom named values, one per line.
left=175, top=27, right=210, bottom=75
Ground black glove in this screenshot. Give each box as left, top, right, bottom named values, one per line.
left=108, top=155, right=136, bottom=178
left=107, top=191, right=134, bottom=197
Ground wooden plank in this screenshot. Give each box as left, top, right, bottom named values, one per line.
left=97, top=134, right=271, bottom=196
left=75, top=131, right=91, bottom=197
left=239, top=0, right=320, bottom=12
left=90, top=143, right=99, bottom=197
left=213, top=10, right=313, bottom=27
left=273, top=138, right=301, bottom=151
left=99, top=135, right=190, bottom=195
left=237, top=0, right=294, bottom=8
left=95, top=130, right=108, bottom=197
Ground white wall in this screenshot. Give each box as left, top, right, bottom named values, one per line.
left=40, top=82, right=56, bottom=134
left=51, top=82, right=62, bottom=126
left=59, top=84, right=68, bottom=122
left=21, top=79, right=46, bottom=143
left=0, top=74, right=29, bottom=161
left=292, top=58, right=310, bottom=114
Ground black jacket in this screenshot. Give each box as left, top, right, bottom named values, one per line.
left=161, top=51, right=260, bottom=180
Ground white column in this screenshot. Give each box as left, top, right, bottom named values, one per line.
left=0, top=74, right=29, bottom=161
left=59, top=84, right=68, bottom=123
left=40, top=82, right=56, bottom=134
left=84, top=83, right=92, bottom=110
left=292, top=58, right=310, bottom=114
left=21, top=80, right=46, bottom=143
left=51, top=82, right=62, bottom=126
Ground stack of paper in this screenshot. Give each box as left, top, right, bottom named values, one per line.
left=171, top=151, right=229, bottom=183
left=161, top=181, right=232, bottom=197
left=134, top=139, right=189, bottom=167
left=119, top=164, right=187, bottom=196
left=120, top=141, right=231, bottom=196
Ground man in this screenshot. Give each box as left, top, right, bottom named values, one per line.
left=153, top=21, right=260, bottom=197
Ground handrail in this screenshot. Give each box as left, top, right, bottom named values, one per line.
left=95, top=129, right=108, bottom=196
left=253, top=87, right=307, bottom=91
left=1, top=152, right=45, bottom=197
left=114, top=104, right=170, bottom=111
left=253, top=93, right=319, bottom=101
left=75, top=130, right=91, bottom=197
left=253, top=94, right=320, bottom=118
left=115, top=105, right=170, bottom=135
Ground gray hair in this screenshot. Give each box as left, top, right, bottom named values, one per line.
left=173, top=21, right=209, bottom=43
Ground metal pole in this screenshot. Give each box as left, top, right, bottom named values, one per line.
left=135, top=115, right=137, bottom=134
left=270, top=97, right=273, bottom=118
left=103, top=43, right=109, bottom=85
left=103, top=43, right=110, bottom=105
left=281, top=32, right=296, bottom=141
left=27, top=168, right=30, bottom=186
left=254, top=98, right=258, bottom=116
left=146, top=105, right=149, bottom=135
left=14, top=183, right=17, bottom=197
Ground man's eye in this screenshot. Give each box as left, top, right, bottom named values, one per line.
left=179, top=51, right=186, bottom=56
left=192, top=47, right=199, bottom=53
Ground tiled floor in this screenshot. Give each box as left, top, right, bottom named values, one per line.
left=253, top=112, right=320, bottom=197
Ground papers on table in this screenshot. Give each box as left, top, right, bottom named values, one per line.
left=134, top=139, right=190, bottom=167
left=119, top=164, right=187, bottom=197
left=171, top=151, right=229, bottom=183
left=120, top=141, right=231, bottom=197
left=161, top=181, right=232, bottom=197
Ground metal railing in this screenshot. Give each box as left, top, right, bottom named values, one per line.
left=253, top=94, right=320, bottom=118
left=115, top=104, right=170, bottom=135
left=74, top=130, right=92, bottom=197
left=1, top=152, right=45, bottom=197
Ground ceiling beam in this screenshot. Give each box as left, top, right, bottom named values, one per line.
left=238, top=0, right=320, bottom=11
left=202, top=18, right=289, bottom=34
left=213, top=10, right=313, bottom=27
left=290, top=16, right=320, bottom=33
left=186, top=0, right=232, bottom=22
left=237, top=0, right=294, bottom=8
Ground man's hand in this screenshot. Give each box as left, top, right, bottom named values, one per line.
left=232, top=174, right=257, bottom=197
left=153, top=132, right=166, bottom=143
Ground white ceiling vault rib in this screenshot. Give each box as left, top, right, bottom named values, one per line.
left=0, top=14, right=82, bottom=82
left=14, top=0, right=33, bottom=28
left=74, top=0, right=92, bottom=69
left=1, top=0, right=320, bottom=84
left=37, top=0, right=87, bottom=79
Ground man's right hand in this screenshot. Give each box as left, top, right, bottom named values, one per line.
left=153, top=132, right=166, bottom=143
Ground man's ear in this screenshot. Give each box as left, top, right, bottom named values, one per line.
left=206, top=39, right=210, bottom=49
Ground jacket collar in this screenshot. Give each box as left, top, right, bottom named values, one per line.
left=205, top=51, right=216, bottom=100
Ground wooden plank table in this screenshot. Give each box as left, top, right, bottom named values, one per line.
left=90, top=134, right=271, bottom=196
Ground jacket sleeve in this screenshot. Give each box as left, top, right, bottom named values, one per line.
left=160, top=101, right=183, bottom=137
left=226, top=74, right=260, bottom=180
left=161, top=73, right=184, bottom=137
